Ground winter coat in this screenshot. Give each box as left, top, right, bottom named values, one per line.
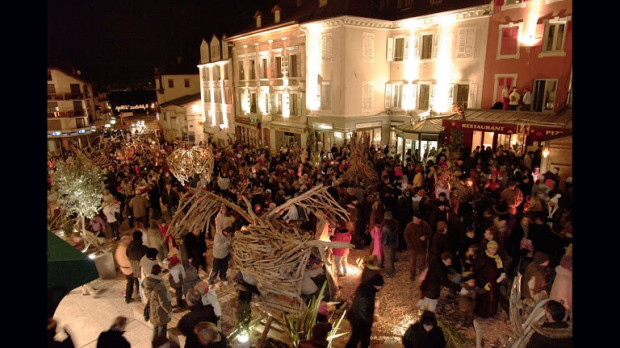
left=114, top=244, right=133, bottom=276
left=139, top=256, right=160, bottom=280
left=521, top=253, right=549, bottom=301
left=420, top=258, right=460, bottom=300
left=129, top=194, right=149, bottom=218
left=177, top=302, right=218, bottom=348
left=500, top=187, right=523, bottom=215
left=402, top=311, right=446, bottom=348
left=549, top=265, right=572, bottom=309
left=184, top=232, right=205, bottom=262
left=331, top=230, right=352, bottom=257
left=525, top=321, right=572, bottom=348
left=212, top=231, right=231, bottom=259
left=429, top=232, right=451, bottom=264
left=126, top=239, right=149, bottom=277
left=168, top=263, right=186, bottom=289
left=347, top=282, right=380, bottom=329
left=96, top=329, right=130, bottom=348
left=404, top=220, right=432, bottom=253
left=381, top=219, right=399, bottom=247
left=473, top=252, right=502, bottom=318
left=182, top=266, right=202, bottom=297
left=142, top=275, right=173, bottom=326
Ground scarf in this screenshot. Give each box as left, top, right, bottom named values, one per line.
left=486, top=249, right=503, bottom=270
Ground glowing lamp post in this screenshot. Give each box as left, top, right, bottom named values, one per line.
left=542, top=148, right=550, bottom=173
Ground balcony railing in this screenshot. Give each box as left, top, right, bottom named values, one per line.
left=47, top=93, right=85, bottom=100
left=272, top=114, right=305, bottom=123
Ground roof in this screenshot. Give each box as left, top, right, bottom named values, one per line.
left=159, top=93, right=202, bottom=108
left=454, top=108, right=572, bottom=129
left=397, top=115, right=453, bottom=134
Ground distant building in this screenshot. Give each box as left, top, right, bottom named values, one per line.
left=154, top=56, right=200, bottom=110
left=47, top=67, right=97, bottom=154
left=159, top=93, right=202, bottom=143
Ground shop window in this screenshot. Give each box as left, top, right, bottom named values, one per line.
left=482, top=132, right=494, bottom=149
left=497, top=24, right=521, bottom=59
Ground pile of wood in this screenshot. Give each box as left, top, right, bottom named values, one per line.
left=165, top=185, right=353, bottom=320
left=341, top=133, right=379, bottom=185
left=166, top=144, right=214, bottom=185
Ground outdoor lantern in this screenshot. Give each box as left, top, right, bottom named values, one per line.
left=543, top=148, right=550, bottom=158
left=237, top=330, right=249, bottom=343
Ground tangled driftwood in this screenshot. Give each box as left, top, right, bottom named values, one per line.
left=167, top=144, right=215, bottom=185
left=341, top=133, right=379, bottom=185
left=165, top=185, right=352, bottom=319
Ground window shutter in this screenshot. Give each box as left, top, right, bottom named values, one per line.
left=327, top=36, right=332, bottom=60
left=457, top=28, right=466, bottom=57
left=413, top=36, right=420, bottom=60
left=369, top=34, right=375, bottom=61
left=430, top=84, right=437, bottom=107
left=411, top=84, right=418, bottom=109
left=465, top=28, right=475, bottom=58
left=385, top=83, right=392, bottom=109
left=433, top=32, right=440, bottom=59
left=296, top=55, right=301, bottom=78
left=447, top=84, right=455, bottom=106
left=271, top=58, right=276, bottom=79
left=500, top=27, right=519, bottom=55
left=469, top=83, right=478, bottom=108
left=387, top=38, right=394, bottom=61
left=404, top=36, right=411, bottom=60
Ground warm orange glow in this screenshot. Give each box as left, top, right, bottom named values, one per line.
left=519, top=0, right=544, bottom=47
left=543, top=148, right=550, bottom=158
left=302, top=23, right=323, bottom=111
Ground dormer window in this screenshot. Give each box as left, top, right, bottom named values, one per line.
left=272, top=5, right=281, bottom=24
left=254, top=11, right=262, bottom=28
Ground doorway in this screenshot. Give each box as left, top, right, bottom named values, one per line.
left=494, top=75, right=517, bottom=104
left=533, top=79, right=558, bottom=112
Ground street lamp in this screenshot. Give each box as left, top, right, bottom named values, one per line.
left=541, top=148, right=550, bottom=173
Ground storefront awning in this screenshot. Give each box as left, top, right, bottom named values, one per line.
left=397, top=115, right=452, bottom=134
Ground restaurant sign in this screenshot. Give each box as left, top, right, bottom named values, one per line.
left=444, top=120, right=517, bottom=133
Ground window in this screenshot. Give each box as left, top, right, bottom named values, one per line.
left=455, top=84, right=470, bottom=109
left=392, top=84, right=402, bottom=108
left=47, top=70, right=52, bottom=81
left=48, top=84, right=56, bottom=95
left=224, top=65, right=230, bottom=80
left=251, top=92, right=257, bottom=113
left=394, top=37, right=405, bottom=61
left=322, top=33, right=333, bottom=61
left=185, top=79, right=190, bottom=88
left=261, top=58, right=269, bottom=78
left=238, top=61, right=245, bottom=80
left=320, top=82, right=331, bottom=110
left=164, top=112, right=167, bottom=121
left=362, top=33, right=375, bottom=63
left=215, top=89, right=222, bottom=104
left=456, top=27, right=476, bottom=59
left=168, top=79, right=174, bottom=88
left=430, top=0, right=442, bottom=4
left=211, top=43, right=220, bottom=61
left=421, top=34, right=433, bottom=60
left=542, top=21, right=567, bottom=53
left=203, top=67, right=210, bottom=81
left=291, top=93, right=299, bottom=116
left=497, top=24, right=521, bottom=59
left=418, top=84, right=430, bottom=110
left=213, top=66, right=221, bottom=81
left=275, top=56, right=283, bottom=78
left=249, top=60, right=256, bottom=80
left=289, top=54, right=299, bottom=77
left=48, top=102, right=58, bottom=113
left=225, top=88, right=232, bottom=104
left=263, top=93, right=270, bottom=113
left=362, top=82, right=374, bottom=112
left=205, top=88, right=211, bottom=103
left=532, top=79, right=558, bottom=112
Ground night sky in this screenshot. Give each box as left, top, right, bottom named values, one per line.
left=48, top=0, right=277, bottom=86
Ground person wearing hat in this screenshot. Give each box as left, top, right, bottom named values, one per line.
left=404, top=213, right=433, bottom=280
left=521, top=252, right=550, bottom=302
left=417, top=251, right=462, bottom=313
left=331, top=227, right=352, bottom=276
left=126, top=230, right=149, bottom=303
left=381, top=211, right=399, bottom=277
left=550, top=254, right=572, bottom=310
left=299, top=322, right=333, bottom=348
left=474, top=240, right=508, bottom=318
left=168, top=255, right=186, bottom=308
left=402, top=310, right=446, bottom=348
left=345, top=273, right=384, bottom=348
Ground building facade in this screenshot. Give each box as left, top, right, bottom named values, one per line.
left=159, top=94, right=203, bottom=143
left=47, top=68, right=97, bottom=154
left=198, top=34, right=235, bottom=147
left=154, top=57, right=201, bottom=108
left=481, top=0, right=573, bottom=112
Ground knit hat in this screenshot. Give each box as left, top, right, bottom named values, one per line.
left=486, top=240, right=499, bottom=249
left=160, top=218, right=167, bottom=224
left=169, top=255, right=180, bottom=266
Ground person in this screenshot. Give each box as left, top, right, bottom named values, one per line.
left=417, top=252, right=462, bottom=313
left=158, top=219, right=173, bottom=260
left=345, top=273, right=384, bottom=348
left=208, top=226, right=233, bottom=286
left=549, top=254, right=572, bottom=310
left=168, top=255, right=186, bottom=308
left=508, top=87, right=520, bottom=110
left=522, top=88, right=532, bottom=111
left=301, top=259, right=325, bottom=297
left=369, top=223, right=383, bottom=263
left=214, top=204, right=233, bottom=236
left=47, top=318, right=75, bottom=348
left=401, top=310, right=446, bottom=348
left=114, top=235, right=135, bottom=303
left=195, top=281, right=223, bottom=319
left=474, top=241, right=507, bottom=318
left=129, top=189, right=149, bottom=228
left=404, top=213, right=432, bottom=280
left=185, top=227, right=208, bottom=273
left=96, top=316, right=131, bottom=348
left=140, top=248, right=160, bottom=280
left=142, top=264, right=173, bottom=338
left=525, top=300, right=572, bottom=348
left=177, top=288, right=219, bottom=348
left=126, top=230, right=149, bottom=303
left=193, top=321, right=229, bottom=347
left=381, top=211, right=399, bottom=277
left=183, top=265, right=202, bottom=299
left=331, top=227, right=352, bottom=276
left=161, top=183, right=180, bottom=220
left=102, top=198, right=121, bottom=240
left=521, top=252, right=550, bottom=303
left=501, top=180, right=524, bottom=216
left=299, top=322, right=333, bottom=348
left=501, top=84, right=510, bottom=110
left=148, top=180, right=162, bottom=221
left=456, top=276, right=478, bottom=327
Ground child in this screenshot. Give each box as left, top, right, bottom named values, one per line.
left=457, top=276, right=478, bottom=327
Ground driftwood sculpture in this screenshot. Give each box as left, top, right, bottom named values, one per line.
left=167, top=144, right=215, bottom=185
left=165, top=185, right=352, bottom=320
left=341, top=133, right=379, bottom=185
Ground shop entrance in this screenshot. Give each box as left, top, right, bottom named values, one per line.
left=533, top=79, right=557, bottom=112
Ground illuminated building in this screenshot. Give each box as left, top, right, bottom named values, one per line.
left=159, top=93, right=202, bottom=143
left=47, top=67, right=97, bottom=154
left=198, top=34, right=235, bottom=147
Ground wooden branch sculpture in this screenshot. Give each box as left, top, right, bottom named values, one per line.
left=166, top=144, right=215, bottom=186
left=165, top=185, right=353, bottom=320
left=341, top=132, right=379, bottom=185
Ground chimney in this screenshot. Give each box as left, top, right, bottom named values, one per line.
left=254, top=11, right=262, bottom=28
left=272, top=5, right=281, bottom=24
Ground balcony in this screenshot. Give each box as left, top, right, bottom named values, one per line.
left=47, top=93, right=86, bottom=101
left=47, top=110, right=87, bottom=118
left=271, top=114, right=306, bottom=123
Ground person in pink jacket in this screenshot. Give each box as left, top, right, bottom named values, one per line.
left=370, top=223, right=384, bottom=263
left=331, top=227, right=352, bottom=276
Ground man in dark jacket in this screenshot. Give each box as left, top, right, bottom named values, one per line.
left=161, top=183, right=180, bottom=220
left=417, top=252, right=462, bottom=313
left=345, top=274, right=384, bottom=348
left=404, top=213, right=432, bottom=280
left=381, top=211, right=399, bottom=277
left=177, top=288, right=219, bottom=348
left=526, top=300, right=572, bottom=348
left=126, top=230, right=149, bottom=303
left=96, top=316, right=130, bottom=348
left=184, top=227, right=208, bottom=272
left=402, top=310, right=447, bottom=348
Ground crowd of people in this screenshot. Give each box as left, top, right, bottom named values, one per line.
left=47, top=130, right=573, bottom=347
